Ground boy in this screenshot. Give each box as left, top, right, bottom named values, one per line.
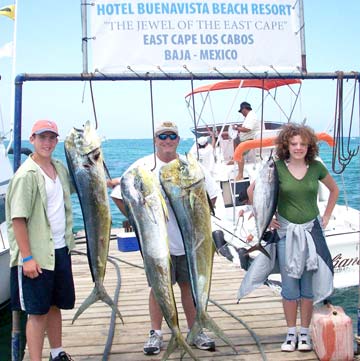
left=6, top=120, right=75, bottom=361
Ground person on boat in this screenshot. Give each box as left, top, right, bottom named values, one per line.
left=107, top=121, right=220, bottom=356
left=232, top=101, right=260, bottom=180
left=218, top=130, right=235, bottom=164
left=6, top=120, right=75, bottom=361
left=245, top=123, right=339, bottom=353
left=189, top=133, right=216, bottom=176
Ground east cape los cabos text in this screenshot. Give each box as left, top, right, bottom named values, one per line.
left=144, top=33, right=254, bottom=61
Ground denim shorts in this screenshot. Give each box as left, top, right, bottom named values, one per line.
left=11, top=247, right=75, bottom=315
left=276, top=237, right=314, bottom=301
left=146, top=254, right=190, bottom=286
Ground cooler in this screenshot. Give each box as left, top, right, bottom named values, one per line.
left=311, top=303, right=354, bottom=361
left=117, top=224, right=140, bottom=252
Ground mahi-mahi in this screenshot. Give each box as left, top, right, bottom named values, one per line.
left=160, top=154, right=237, bottom=354
left=64, top=121, right=122, bottom=323
left=121, top=166, right=199, bottom=361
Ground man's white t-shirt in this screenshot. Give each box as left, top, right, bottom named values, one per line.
left=240, top=110, right=260, bottom=141
left=111, top=154, right=220, bottom=256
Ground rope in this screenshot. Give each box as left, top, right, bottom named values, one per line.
left=149, top=80, right=157, bottom=172
left=71, top=249, right=122, bottom=361
left=209, top=298, right=268, bottom=361
left=103, top=256, right=122, bottom=361
left=72, top=238, right=268, bottom=359
left=111, top=250, right=268, bottom=357
left=190, top=77, right=200, bottom=160
left=89, top=80, right=98, bottom=129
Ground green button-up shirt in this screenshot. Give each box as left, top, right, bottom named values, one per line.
left=6, top=155, right=75, bottom=270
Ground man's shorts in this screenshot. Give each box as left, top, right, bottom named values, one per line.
left=11, top=246, right=75, bottom=315
left=146, top=254, right=190, bottom=286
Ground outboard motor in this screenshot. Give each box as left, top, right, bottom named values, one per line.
left=212, top=230, right=234, bottom=262
left=236, top=247, right=251, bottom=271
left=212, top=230, right=252, bottom=270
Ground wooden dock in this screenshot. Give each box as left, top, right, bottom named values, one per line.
left=26, top=238, right=326, bottom=360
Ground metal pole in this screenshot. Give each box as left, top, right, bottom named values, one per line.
left=299, top=0, right=307, bottom=73
left=13, top=76, right=23, bottom=171
left=357, top=233, right=360, bottom=354
left=11, top=310, right=22, bottom=361
left=12, top=70, right=360, bottom=171
left=81, top=1, right=89, bottom=73
left=11, top=71, right=360, bottom=83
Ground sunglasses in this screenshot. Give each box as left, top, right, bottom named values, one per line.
left=157, top=133, right=178, bottom=140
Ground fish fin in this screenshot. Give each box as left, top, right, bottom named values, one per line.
left=144, top=201, right=157, bottom=224
left=160, top=192, right=169, bottom=221
left=72, top=284, right=124, bottom=324
left=161, top=330, right=199, bottom=361
left=200, top=312, right=238, bottom=354
left=244, top=243, right=271, bottom=259
left=206, top=192, right=215, bottom=216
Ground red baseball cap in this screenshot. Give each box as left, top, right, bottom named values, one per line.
left=31, top=120, right=59, bottom=136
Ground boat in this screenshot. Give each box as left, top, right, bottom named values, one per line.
left=185, top=78, right=360, bottom=290
left=0, top=132, right=13, bottom=309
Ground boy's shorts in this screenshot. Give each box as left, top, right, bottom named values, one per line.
left=11, top=246, right=75, bottom=315
left=170, top=255, right=191, bottom=284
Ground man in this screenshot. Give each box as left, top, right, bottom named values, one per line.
left=233, top=101, right=260, bottom=180
left=108, top=121, right=220, bottom=356
left=6, top=120, right=75, bottom=361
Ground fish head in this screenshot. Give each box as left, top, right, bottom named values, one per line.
left=160, top=154, right=205, bottom=190
left=265, top=157, right=278, bottom=183
left=64, top=121, right=103, bottom=171
left=121, top=166, right=168, bottom=223
left=121, top=166, right=163, bottom=204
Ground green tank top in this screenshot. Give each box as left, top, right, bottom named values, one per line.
left=275, top=160, right=328, bottom=224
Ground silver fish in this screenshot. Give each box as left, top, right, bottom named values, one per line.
left=64, top=121, right=123, bottom=323
left=121, top=166, right=199, bottom=361
left=246, top=156, right=279, bottom=258
left=160, top=154, right=237, bottom=354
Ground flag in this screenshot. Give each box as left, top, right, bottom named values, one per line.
left=0, top=4, right=15, bottom=20
left=0, top=41, right=13, bottom=58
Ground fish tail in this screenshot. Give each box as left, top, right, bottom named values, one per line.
left=201, top=311, right=238, bottom=354
left=97, top=283, right=124, bottom=324
left=161, top=330, right=199, bottom=361
left=72, top=284, right=123, bottom=324
left=186, top=320, right=201, bottom=346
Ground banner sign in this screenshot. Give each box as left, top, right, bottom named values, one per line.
left=90, top=0, right=304, bottom=74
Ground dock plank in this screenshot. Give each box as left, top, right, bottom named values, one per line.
left=23, top=240, right=329, bottom=360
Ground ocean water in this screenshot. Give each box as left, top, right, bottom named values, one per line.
left=10, top=137, right=360, bottom=232
left=1, top=137, right=359, bottom=359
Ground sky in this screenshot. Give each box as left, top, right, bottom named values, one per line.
left=0, top=0, right=359, bottom=140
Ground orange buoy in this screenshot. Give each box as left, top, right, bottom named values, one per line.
left=311, top=303, right=354, bottom=361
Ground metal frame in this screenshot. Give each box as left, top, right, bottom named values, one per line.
left=12, top=71, right=360, bottom=170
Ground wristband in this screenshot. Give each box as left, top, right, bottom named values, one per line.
left=22, top=255, right=33, bottom=263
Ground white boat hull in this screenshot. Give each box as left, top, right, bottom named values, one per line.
left=324, top=204, right=360, bottom=288
left=211, top=155, right=360, bottom=290
left=0, top=141, right=13, bottom=308
left=0, top=244, right=10, bottom=308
